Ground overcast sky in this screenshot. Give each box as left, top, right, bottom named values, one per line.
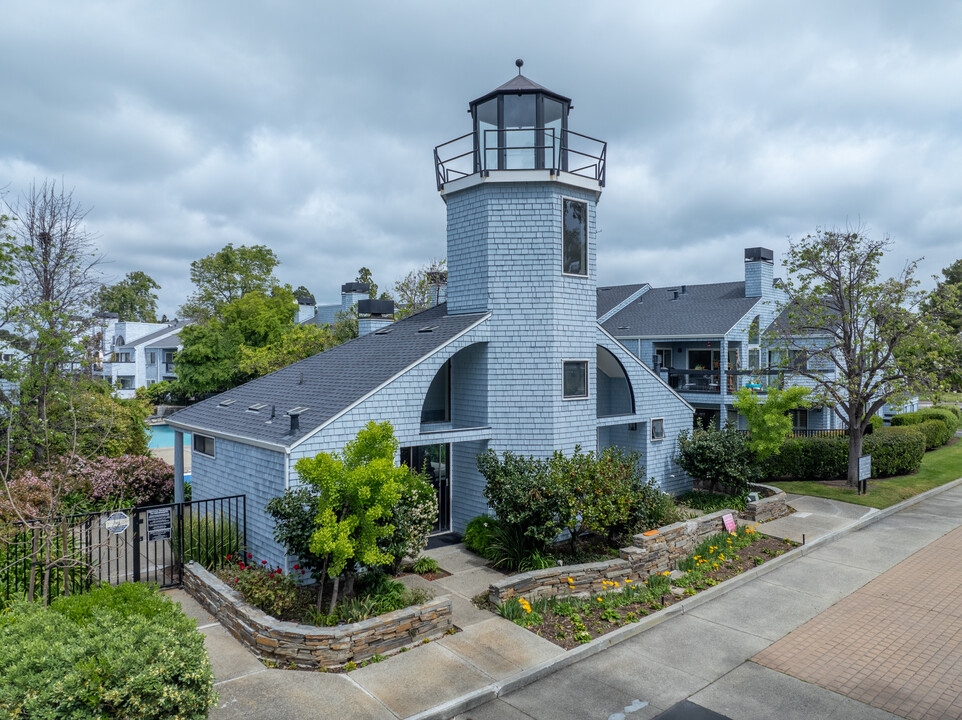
left=2, top=1, right=960, bottom=319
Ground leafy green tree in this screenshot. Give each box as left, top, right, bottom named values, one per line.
left=774, top=227, right=942, bottom=486
left=292, top=285, right=315, bottom=304
left=355, top=266, right=392, bottom=301
left=296, top=421, right=411, bottom=613
left=393, top=259, right=446, bottom=320
left=179, top=243, right=279, bottom=321
left=733, top=385, right=811, bottom=460
left=95, top=271, right=161, bottom=322
left=238, top=323, right=337, bottom=378
left=175, top=288, right=296, bottom=395
left=330, top=305, right=358, bottom=344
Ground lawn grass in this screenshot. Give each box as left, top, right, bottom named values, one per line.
left=921, top=393, right=962, bottom=403
left=770, top=439, right=962, bottom=509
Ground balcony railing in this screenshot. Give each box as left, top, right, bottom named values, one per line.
left=434, top=127, right=606, bottom=191
left=667, top=369, right=785, bottom=394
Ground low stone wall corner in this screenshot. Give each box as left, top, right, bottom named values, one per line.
left=182, top=562, right=452, bottom=669
left=741, top=483, right=791, bottom=522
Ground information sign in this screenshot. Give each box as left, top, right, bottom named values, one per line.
left=858, top=455, right=872, bottom=482
left=146, top=508, right=172, bottom=542
left=722, top=513, right=737, bottom=534
left=104, top=511, right=130, bottom=535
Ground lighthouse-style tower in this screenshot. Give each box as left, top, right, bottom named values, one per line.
left=435, top=60, right=607, bottom=456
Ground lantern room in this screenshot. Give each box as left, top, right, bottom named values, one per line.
left=434, top=60, right=606, bottom=191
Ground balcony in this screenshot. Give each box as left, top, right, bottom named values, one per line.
left=434, top=127, right=606, bottom=191
left=667, top=369, right=785, bottom=395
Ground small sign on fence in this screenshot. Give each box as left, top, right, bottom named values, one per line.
left=146, top=508, right=172, bottom=542
left=104, top=511, right=130, bottom=535
left=722, top=513, right=737, bottom=534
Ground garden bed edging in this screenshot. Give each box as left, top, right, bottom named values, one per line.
left=488, top=509, right=737, bottom=605
left=183, top=563, right=453, bottom=669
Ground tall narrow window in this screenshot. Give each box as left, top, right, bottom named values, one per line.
left=563, top=360, right=588, bottom=398
left=562, top=198, right=587, bottom=276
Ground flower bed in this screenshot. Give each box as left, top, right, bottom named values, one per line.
left=487, top=508, right=737, bottom=605
left=494, top=526, right=794, bottom=650
left=183, top=563, right=452, bottom=669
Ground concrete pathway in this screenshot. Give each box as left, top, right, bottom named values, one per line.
left=758, top=493, right=878, bottom=544
left=457, top=481, right=962, bottom=720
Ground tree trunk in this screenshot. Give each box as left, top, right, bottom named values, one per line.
left=847, top=422, right=864, bottom=487
left=315, top=557, right=329, bottom=611
left=328, top=574, right=340, bottom=615
left=345, top=572, right=355, bottom=599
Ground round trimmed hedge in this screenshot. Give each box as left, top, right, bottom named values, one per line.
left=0, top=583, right=217, bottom=719
left=891, top=408, right=958, bottom=446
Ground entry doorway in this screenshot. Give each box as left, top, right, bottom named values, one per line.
left=400, top=443, right=451, bottom=534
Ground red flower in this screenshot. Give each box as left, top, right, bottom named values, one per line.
left=226, top=554, right=232, bottom=560
left=247, top=553, right=252, bottom=559
left=293, top=565, right=300, bottom=570
left=239, top=563, right=245, bottom=570
left=301, top=570, right=306, bottom=575
left=262, top=560, right=267, bottom=564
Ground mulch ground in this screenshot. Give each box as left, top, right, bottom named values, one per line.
left=522, top=535, right=794, bottom=650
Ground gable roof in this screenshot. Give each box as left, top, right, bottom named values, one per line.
left=597, top=284, right=647, bottom=320
left=167, top=303, right=488, bottom=449
left=124, top=322, right=187, bottom=348
left=600, top=281, right=760, bottom=337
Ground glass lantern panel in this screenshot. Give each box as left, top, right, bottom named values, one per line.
left=476, top=98, right=498, bottom=171
left=503, top=94, right=536, bottom=169
left=543, top=97, right=564, bottom=170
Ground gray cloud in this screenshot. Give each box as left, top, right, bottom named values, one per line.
left=2, top=0, right=960, bottom=318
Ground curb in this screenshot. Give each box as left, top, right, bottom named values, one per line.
left=406, top=475, right=962, bottom=720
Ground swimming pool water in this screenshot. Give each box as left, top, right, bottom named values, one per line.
left=147, top=424, right=191, bottom=449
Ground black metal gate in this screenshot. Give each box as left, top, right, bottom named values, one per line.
left=1, top=495, right=246, bottom=604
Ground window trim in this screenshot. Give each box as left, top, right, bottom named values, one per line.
left=561, top=196, right=589, bottom=278
left=193, top=433, right=216, bottom=458
left=562, top=359, right=589, bottom=400
left=651, top=417, right=666, bottom=441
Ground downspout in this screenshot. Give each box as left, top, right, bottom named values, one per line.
left=283, top=447, right=291, bottom=574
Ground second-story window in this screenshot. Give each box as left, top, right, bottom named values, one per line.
left=563, top=360, right=588, bottom=399
left=562, top=198, right=587, bottom=276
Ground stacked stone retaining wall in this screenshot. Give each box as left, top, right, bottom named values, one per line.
left=488, top=509, right=735, bottom=605
left=183, top=563, right=452, bottom=669
left=742, top=483, right=791, bottom=522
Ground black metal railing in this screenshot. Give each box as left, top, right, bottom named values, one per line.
left=1, top=495, right=246, bottom=605
left=434, top=127, right=606, bottom=190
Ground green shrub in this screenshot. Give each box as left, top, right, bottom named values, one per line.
left=913, top=420, right=951, bottom=450
left=486, top=521, right=549, bottom=572
left=0, top=583, right=216, bottom=719
left=676, top=422, right=762, bottom=494
left=463, top=515, right=501, bottom=558
left=768, top=426, right=925, bottom=480
left=478, top=450, right=561, bottom=550
left=932, top=404, right=961, bottom=421
left=892, top=408, right=957, bottom=444
left=868, top=415, right=884, bottom=431
left=173, top=513, right=243, bottom=570
left=626, top=478, right=683, bottom=532
left=864, top=427, right=926, bottom=477
left=221, top=555, right=301, bottom=619
left=412, top=556, right=439, bottom=575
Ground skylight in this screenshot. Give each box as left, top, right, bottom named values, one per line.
left=418, top=325, right=439, bottom=333
left=374, top=327, right=393, bottom=335
left=218, top=399, right=236, bottom=407
left=287, top=406, right=309, bottom=415
left=248, top=403, right=268, bottom=412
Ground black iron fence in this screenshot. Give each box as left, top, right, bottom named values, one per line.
left=1, top=495, right=245, bottom=605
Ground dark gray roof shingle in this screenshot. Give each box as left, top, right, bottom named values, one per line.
left=600, top=281, right=760, bottom=336
left=597, top=284, right=646, bottom=319
left=167, top=304, right=487, bottom=447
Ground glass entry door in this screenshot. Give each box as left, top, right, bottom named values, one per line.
left=400, top=443, right=451, bottom=534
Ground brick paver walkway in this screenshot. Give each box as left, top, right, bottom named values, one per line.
left=754, top=525, right=962, bottom=720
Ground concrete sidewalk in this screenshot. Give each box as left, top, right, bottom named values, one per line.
left=166, top=480, right=962, bottom=719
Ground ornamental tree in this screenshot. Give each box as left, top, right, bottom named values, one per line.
left=773, top=227, right=947, bottom=485
left=733, top=385, right=811, bottom=460
left=294, top=421, right=413, bottom=613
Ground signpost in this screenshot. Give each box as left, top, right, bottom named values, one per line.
left=146, top=508, right=172, bottom=542
left=104, top=511, right=130, bottom=535
left=858, top=455, right=871, bottom=495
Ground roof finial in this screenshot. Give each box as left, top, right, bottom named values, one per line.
left=515, top=58, right=524, bottom=75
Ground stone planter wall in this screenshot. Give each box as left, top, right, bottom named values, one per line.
left=688, top=479, right=791, bottom=523
left=183, top=563, right=452, bottom=669
left=741, top=483, right=791, bottom=522
left=488, top=509, right=735, bottom=605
